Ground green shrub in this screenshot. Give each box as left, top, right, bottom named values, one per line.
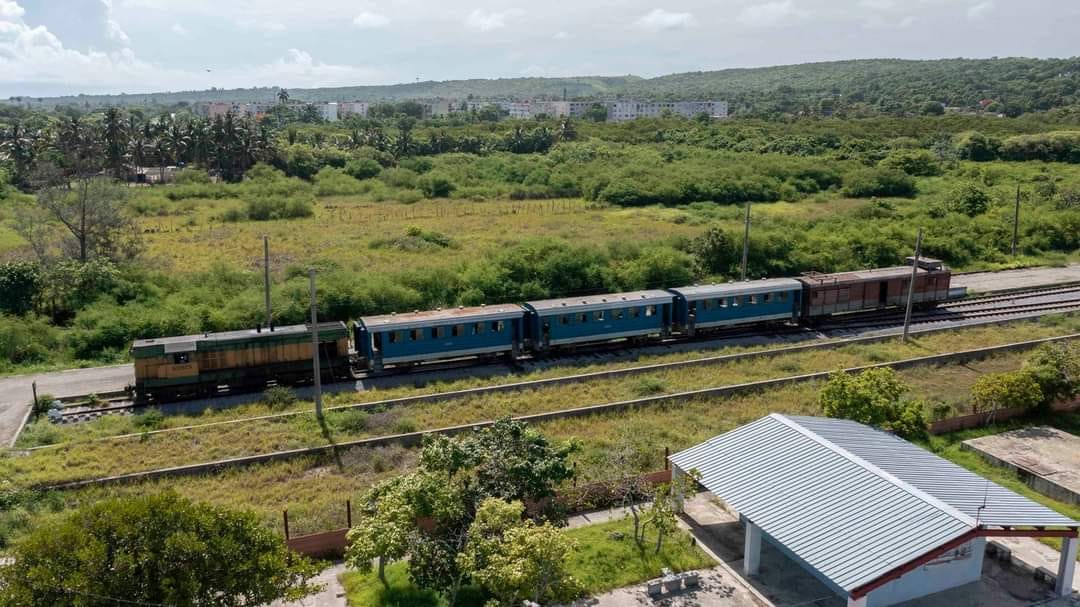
left=334, top=409, right=369, bottom=434
left=264, top=386, right=298, bottom=410
left=313, top=167, right=364, bottom=197
left=879, top=149, right=941, bottom=176
left=1022, top=342, right=1080, bottom=408
left=344, top=158, right=382, bottom=180
left=243, top=194, right=314, bottom=220
left=417, top=172, right=455, bottom=198
left=380, top=167, right=420, bottom=189
left=970, top=370, right=1044, bottom=412
left=133, top=408, right=165, bottom=431
left=945, top=181, right=992, bottom=217
left=842, top=167, right=916, bottom=198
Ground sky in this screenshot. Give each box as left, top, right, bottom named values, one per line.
left=0, top=0, right=1078, bottom=98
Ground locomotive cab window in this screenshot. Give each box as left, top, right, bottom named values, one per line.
left=172, top=352, right=190, bottom=364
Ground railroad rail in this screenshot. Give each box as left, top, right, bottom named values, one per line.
left=38, top=332, right=1080, bottom=490
left=51, top=284, right=1080, bottom=424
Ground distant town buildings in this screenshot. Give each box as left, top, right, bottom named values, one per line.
left=197, top=98, right=728, bottom=123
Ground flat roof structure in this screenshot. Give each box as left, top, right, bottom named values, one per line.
left=523, top=290, right=671, bottom=314
left=359, top=305, right=524, bottom=331
left=131, top=322, right=347, bottom=356
left=668, top=278, right=803, bottom=301
left=796, top=266, right=930, bottom=286
left=670, top=414, right=1079, bottom=607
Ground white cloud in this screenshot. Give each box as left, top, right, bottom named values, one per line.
left=352, top=11, right=390, bottom=29
left=633, top=8, right=696, bottom=31
left=736, top=0, right=807, bottom=27
left=464, top=9, right=510, bottom=32
left=171, top=23, right=189, bottom=36
left=106, top=19, right=129, bottom=43
left=0, top=0, right=25, bottom=19
left=967, top=1, right=994, bottom=19
left=553, top=30, right=568, bottom=39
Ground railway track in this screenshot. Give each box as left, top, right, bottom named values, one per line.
left=52, top=284, right=1080, bottom=424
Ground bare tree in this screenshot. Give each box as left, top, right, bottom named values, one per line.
left=22, top=164, right=140, bottom=264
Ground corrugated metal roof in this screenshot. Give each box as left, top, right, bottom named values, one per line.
left=669, top=414, right=1077, bottom=593
left=788, top=415, right=1077, bottom=528
left=131, top=322, right=346, bottom=349
left=668, top=278, right=803, bottom=300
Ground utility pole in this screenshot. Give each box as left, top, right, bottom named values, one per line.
left=1011, top=183, right=1021, bottom=257
left=740, top=202, right=751, bottom=281
left=309, top=269, right=322, bottom=419
left=263, top=236, right=272, bottom=329
left=31, top=381, right=38, bottom=420
left=902, top=228, right=923, bottom=343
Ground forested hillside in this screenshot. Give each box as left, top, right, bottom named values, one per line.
left=7, top=57, right=1079, bottom=117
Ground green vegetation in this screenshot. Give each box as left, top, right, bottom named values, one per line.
left=0, top=492, right=319, bottom=606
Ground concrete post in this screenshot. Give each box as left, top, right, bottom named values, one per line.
left=846, top=596, right=868, bottom=607
left=744, top=520, right=762, bottom=576
left=1056, top=536, right=1077, bottom=597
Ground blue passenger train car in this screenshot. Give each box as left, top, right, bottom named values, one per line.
left=522, top=290, right=673, bottom=351
left=354, top=304, right=525, bottom=371
left=668, top=278, right=802, bottom=335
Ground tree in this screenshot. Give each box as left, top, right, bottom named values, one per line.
left=692, top=226, right=738, bottom=276
left=584, top=103, right=608, bottom=123
left=921, top=101, right=945, bottom=115
left=0, top=120, right=38, bottom=188
left=0, top=492, right=318, bottom=607
left=818, top=369, right=928, bottom=439
left=25, top=168, right=138, bottom=264
left=458, top=498, right=581, bottom=606
left=277, top=88, right=290, bottom=104
left=1023, top=342, right=1080, bottom=407
left=971, top=370, right=1044, bottom=412
left=101, top=107, right=126, bottom=178
left=946, top=181, right=992, bottom=217
left=0, top=261, right=41, bottom=315
left=345, top=478, right=417, bottom=589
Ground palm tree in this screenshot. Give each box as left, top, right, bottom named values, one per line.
left=102, top=108, right=126, bottom=178
left=164, top=119, right=190, bottom=167
left=186, top=118, right=210, bottom=167
left=0, top=120, right=37, bottom=188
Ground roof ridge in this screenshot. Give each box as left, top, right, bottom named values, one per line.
left=770, top=414, right=978, bottom=528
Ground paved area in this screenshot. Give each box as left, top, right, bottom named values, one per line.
left=0, top=364, right=132, bottom=446
left=991, top=536, right=1080, bottom=595
left=271, top=562, right=348, bottom=607
left=963, top=426, right=1080, bottom=506
left=572, top=567, right=764, bottom=607
left=952, top=263, right=1080, bottom=293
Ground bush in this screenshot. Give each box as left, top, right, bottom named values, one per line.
left=380, top=167, right=420, bottom=189
left=314, top=167, right=364, bottom=197
left=243, top=194, right=314, bottom=221
left=133, top=408, right=165, bottom=431
left=970, top=370, right=1044, bottom=412
left=417, top=172, right=455, bottom=198
left=818, top=368, right=927, bottom=439
left=344, top=158, right=383, bottom=180
left=945, top=181, right=992, bottom=217
left=1022, top=342, right=1080, bottom=408
left=879, top=149, right=941, bottom=176
left=173, top=167, right=212, bottom=184
left=842, top=167, right=916, bottom=198
left=264, top=386, right=298, bottom=410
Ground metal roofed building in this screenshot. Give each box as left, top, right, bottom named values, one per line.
left=669, top=414, right=1079, bottom=607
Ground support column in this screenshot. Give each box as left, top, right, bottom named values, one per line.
left=846, top=596, right=868, bottom=607
left=1057, top=536, right=1077, bottom=597
left=744, top=520, right=762, bottom=576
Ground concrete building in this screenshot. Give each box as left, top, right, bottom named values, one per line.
left=670, top=414, right=1078, bottom=607
left=318, top=102, right=339, bottom=122
left=338, top=101, right=369, bottom=118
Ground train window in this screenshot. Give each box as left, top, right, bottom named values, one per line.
left=472, top=322, right=483, bottom=335
left=748, top=295, right=758, bottom=305
left=560, top=314, right=570, bottom=325
left=411, top=328, right=423, bottom=341
left=373, top=333, right=382, bottom=353
left=432, top=326, right=446, bottom=339
left=388, top=331, right=399, bottom=344
left=731, top=296, right=739, bottom=307
left=630, top=307, right=641, bottom=318
left=451, top=325, right=463, bottom=337
left=764, top=293, right=773, bottom=304
left=613, top=309, right=624, bottom=320
left=578, top=312, right=589, bottom=323
left=779, top=291, right=788, bottom=302
left=645, top=305, right=656, bottom=317
left=719, top=297, right=728, bottom=308
left=492, top=320, right=505, bottom=333
left=701, top=299, right=710, bottom=311
left=173, top=352, right=190, bottom=364
left=593, top=310, right=605, bottom=321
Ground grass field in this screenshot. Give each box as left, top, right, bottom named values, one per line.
left=8, top=317, right=1076, bottom=487
left=339, top=516, right=713, bottom=606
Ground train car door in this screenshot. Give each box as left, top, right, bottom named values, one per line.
left=878, top=281, right=888, bottom=306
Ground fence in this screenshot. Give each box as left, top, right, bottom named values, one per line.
left=928, top=397, right=1080, bottom=434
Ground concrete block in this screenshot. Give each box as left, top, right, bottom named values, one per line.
left=987, top=540, right=1012, bottom=562
left=1035, top=566, right=1057, bottom=585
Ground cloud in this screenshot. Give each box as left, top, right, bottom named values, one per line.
left=863, top=14, right=915, bottom=29
left=464, top=9, right=510, bottom=32
left=633, top=8, right=696, bottom=31
left=553, top=30, right=568, bottom=39
left=967, top=1, right=994, bottom=19
left=0, top=0, right=25, bottom=19
left=736, top=0, right=807, bottom=27
left=236, top=18, right=286, bottom=33
left=106, top=19, right=129, bottom=43
left=352, top=11, right=389, bottom=29
left=171, top=23, right=188, bottom=36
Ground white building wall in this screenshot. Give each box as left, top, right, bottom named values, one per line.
left=319, top=103, right=339, bottom=122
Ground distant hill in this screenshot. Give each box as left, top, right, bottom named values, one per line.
left=7, top=57, right=1080, bottom=115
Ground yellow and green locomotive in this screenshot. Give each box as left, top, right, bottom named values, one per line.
left=130, top=322, right=351, bottom=403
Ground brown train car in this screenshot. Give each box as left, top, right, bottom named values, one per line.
left=797, top=257, right=952, bottom=318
